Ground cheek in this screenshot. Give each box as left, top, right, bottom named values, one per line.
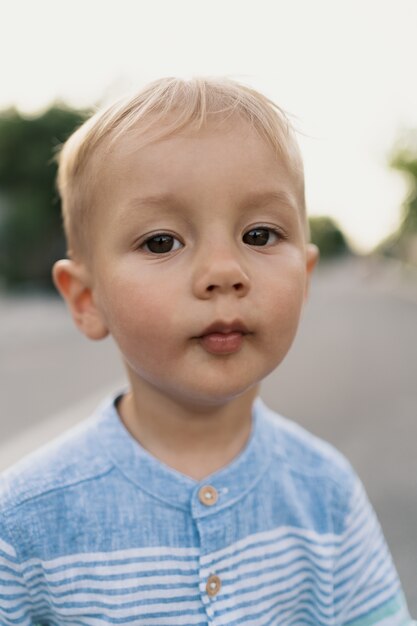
left=261, top=262, right=307, bottom=338
left=98, top=273, right=177, bottom=352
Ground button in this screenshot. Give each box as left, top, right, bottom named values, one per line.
left=206, top=574, right=221, bottom=597
left=198, top=485, right=218, bottom=506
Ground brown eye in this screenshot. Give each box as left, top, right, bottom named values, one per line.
left=142, top=234, right=182, bottom=254
left=243, top=228, right=278, bottom=246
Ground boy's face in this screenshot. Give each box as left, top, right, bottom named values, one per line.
left=80, top=118, right=317, bottom=408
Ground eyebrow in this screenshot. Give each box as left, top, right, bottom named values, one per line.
left=237, top=190, right=298, bottom=212
left=127, top=190, right=298, bottom=212
left=127, top=192, right=181, bottom=211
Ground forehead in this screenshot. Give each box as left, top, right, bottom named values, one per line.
left=93, top=117, right=303, bottom=225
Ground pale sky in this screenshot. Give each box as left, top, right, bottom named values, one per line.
left=2, top=0, right=417, bottom=252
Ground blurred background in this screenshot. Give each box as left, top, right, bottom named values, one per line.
left=0, top=0, right=416, bottom=614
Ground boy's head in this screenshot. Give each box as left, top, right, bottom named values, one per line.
left=57, top=77, right=307, bottom=262
left=53, top=77, right=318, bottom=409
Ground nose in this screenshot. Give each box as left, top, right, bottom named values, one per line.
left=192, top=245, right=250, bottom=300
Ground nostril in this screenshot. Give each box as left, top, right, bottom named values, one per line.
left=205, top=282, right=246, bottom=293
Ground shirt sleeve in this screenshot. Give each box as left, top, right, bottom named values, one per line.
left=0, top=513, right=34, bottom=625
left=333, top=477, right=414, bottom=626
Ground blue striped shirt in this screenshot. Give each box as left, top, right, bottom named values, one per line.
left=0, top=393, right=413, bottom=625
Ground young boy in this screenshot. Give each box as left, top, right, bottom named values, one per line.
left=0, top=78, right=413, bottom=625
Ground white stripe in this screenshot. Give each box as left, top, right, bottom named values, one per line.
left=334, top=512, right=381, bottom=577
left=65, top=613, right=206, bottom=625
left=215, top=566, right=334, bottom=615
left=335, top=542, right=394, bottom=605
left=335, top=535, right=389, bottom=602
left=343, top=585, right=401, bottom=624
left=256, top=600, right=331, bottom=626
left=340, top=485, right=372, bottom=535
left=22, top=605, right=207, bottom=626
left=0, top=565, right=26, bottom=584
left=27, top=579, right=200, bottom=606
left=0, top=537, right=16, bottom=559
left=342, top=568, right=399, bottom=616
left=0, top=591, right=35, bottom=609
left=214, top=575, right=332, bottom=626
left=341, top=481, right=377, bottom=545
left=200, top=525, right=339, bottom=568
left=202, top=548, right=333, bottom=595
left=341, top=497, right=370, bottom=544
left=201, top=541, right=334, bottom=581
left=0, top=583, right=26, bottom=595
left=0, top=549, right=32, bottom=623
left=0, top=604, right=31, bottom=622
left=365, top=614, right=411, bottom=626
left=28, top=597, right=203, bottom=620
left=23, top=555, right=199, bottom=584
left=336, top=552, right=398, bottom=622
left=0, top=561, right=26, bottom=603
left=335, top=538, right=382, bottom=590
left=27, top=571, right=199, bottom=594
left=23, top=544, right=199, bottom=570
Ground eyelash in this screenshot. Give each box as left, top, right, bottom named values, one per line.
left=139, top=225, right=286, bottom=255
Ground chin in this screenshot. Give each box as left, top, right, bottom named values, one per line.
left=169, top=378, right=261, bottom=410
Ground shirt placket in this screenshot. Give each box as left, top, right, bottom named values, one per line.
left=191, top=482, right=230, bottom=625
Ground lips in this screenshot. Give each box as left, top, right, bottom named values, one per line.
left=197, top=320, right=250, bottom=355
left=199, top=320, right=250, bottom=337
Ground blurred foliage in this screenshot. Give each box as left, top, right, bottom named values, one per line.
left=0, top=105, right=90, bottom=289
left=308, top=216, right=349, bottom=258
left=377, top=130, right=417, bottom=265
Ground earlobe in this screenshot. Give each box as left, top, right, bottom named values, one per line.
left=52, top=259, right=109, bottom=340
left=304, top=244, right=319, bottom=301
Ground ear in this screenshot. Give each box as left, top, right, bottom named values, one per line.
left=52, top=259, right=109, bottom=340
left=304, top=243, right=319, bottom=302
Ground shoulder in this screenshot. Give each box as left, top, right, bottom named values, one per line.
left=258, top=399, right=353, bottom=479
left=256, top=399, right=358, bottom=526
left=0, top=399, right=114, bottom=515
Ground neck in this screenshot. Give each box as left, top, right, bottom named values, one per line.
left=117, top=378, right=259, bottom=481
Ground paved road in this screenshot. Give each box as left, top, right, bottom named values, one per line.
left=1, top=256, right=416, bottom=613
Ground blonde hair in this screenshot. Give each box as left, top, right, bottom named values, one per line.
left=56, top=76, right=306, bottom=259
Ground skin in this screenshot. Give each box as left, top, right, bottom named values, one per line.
left=53, top=118, right=318, bottom=480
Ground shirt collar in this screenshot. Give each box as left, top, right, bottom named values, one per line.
left=95, top=391, right=274, bottom=515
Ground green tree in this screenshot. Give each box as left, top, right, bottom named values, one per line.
left=0, top=105, right=90, bottom=289
left=390, top=131, right=417, bottom=232
left=308, top=216, right=349, bottom=258
left=377, top=131, right=417, bottom=264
